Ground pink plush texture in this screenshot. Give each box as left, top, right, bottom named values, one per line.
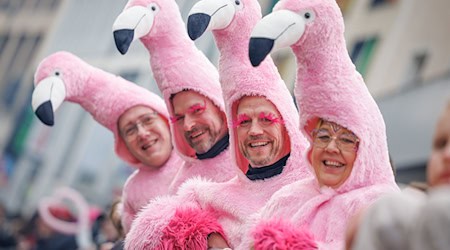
left=211, top=0, right=311, bottom=180
left=158, top=207, right=225, bottom=250
left=34, top=51, right=169, bottom=166
left=120, top=0, right=236, bottom=193
left=241, top=0, right=399, bottom=248
left=275, top=0, right=397, bottom=191
left=34, top=51, right=183, bottom=233
left=167, top=150, right=234, bottom=194
left=125, top=1, right=314, bottom=248
left=252, top=219, right=318, bottom=250
left=121, top=150, right=183, bottom=234
left=123, top=0, right=225, bottom=160
left=125, top=193, right=201, bottom=249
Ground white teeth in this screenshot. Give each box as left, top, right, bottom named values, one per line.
left=324, top=160, right=344, bottom=167
left=250, top=142, right=268, bottom=147
left=191, top=131, right=205, bottom=139
left=142, top=140, right=157, bottom=150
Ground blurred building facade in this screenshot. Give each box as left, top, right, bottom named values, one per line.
left=0, top=0, right=449, bottom=216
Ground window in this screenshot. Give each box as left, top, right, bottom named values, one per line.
left=263, top=0, right=279, bottom=16
left=29, top=0, right=60, bottom=11
left=6, top=0, right=25, bottom=14
left=0, top=33, right=9, bottom=59
left=3, top=88, right=34, bottom=161
left=370, top=0, right=397, bottom=8
left=0, top=0, right=10, bottom=11
left=350, top=36, right=378, bottom=77
left=48, top=0, right=61, bottom=10
left=402, top=51, right=428, bottom=86
left=2, top=33, right=42, bottom=107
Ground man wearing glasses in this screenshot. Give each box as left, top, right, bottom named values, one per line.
left=32, top=52, right=184, bottom=235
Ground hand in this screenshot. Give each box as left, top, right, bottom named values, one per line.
left=207, top=232, right=230, bottom=249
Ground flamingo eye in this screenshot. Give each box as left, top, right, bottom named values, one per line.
left=233, top=0, right=243, bottom=10
left=148, top=3, right=159, bottom=13
left=299, top=9, right=315, bottom=23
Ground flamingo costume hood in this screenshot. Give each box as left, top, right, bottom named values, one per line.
left=125, top=0, right=312, bottom=249
left=113, top=0, right=235, bottom=193
left=243, top=0, right=399, bottom=248
left=188, top=0, right=311, bottom=181
left=32, top=51, right=183, bottom=233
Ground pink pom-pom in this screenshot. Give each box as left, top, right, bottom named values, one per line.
left=253, top=219, right=318, bottom=250
left=157, top=207, right=225, bottom=250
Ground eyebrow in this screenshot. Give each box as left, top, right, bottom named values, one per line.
left=259, top=112, right=283, bottom=124
left=233, top=113, right=250, bottom=128
left=187, top=100, right=206, bottom=113
left=125, top=113, right=156, bottom=126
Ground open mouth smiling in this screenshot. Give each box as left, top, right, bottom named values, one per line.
left=141, top=139, right=157, bottom=150
left=323, top=160, right=344, bottom=168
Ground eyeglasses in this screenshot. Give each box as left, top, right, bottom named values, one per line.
left=312, top=128, right=359, bottom=152
left=121, top=112, right=159, bottom=141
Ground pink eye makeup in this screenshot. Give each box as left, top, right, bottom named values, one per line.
left=187, top=100, right=206, bottom=114
left=259, top=112, right=283, bottom=124
left=233, top=112, right=283, bottom=128
left=233, top=114, right=251, bottom=128
left=169, top=116, right=182, bottom=123
left=170, top=100, right=207, bottom=124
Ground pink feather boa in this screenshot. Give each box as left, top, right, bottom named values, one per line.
left=252, top=219, right=318, bottom=250
left=157, top=207, right=226, bottom=250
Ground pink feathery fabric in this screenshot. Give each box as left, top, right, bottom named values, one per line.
left=34, top=51, right=183, bottom=233
left=117, top=0, right=235, bottom=194
left=242, top=0, right=400, bottom=249
left=125, top=0, right=313, bottom=248
left=158, top=207, right=225, bottom=250
left=252, top=219, right=318, bottom=250
left=121, top=151, right=183, bottom=233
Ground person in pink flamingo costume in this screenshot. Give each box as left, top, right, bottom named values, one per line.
left=112, top=0, right=236, bottom=195
left=31, top=51, right=184, bottom=234
left=243, top=0, right=400, bottom=248
left=122, top=0, right=314, bottom=249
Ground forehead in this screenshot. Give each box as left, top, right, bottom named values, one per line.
left=319, top=121, right=355, bottom=134
left=172, top=90, right=212, bottom=111
left=118, top=105, right=156, bottom=126
left=236, top=96, right=279, bottom=114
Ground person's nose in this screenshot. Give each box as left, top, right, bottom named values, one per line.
left=136, top=122, right=150, bottom=137
left=248, top=120, right=264, bottom=136
left=183, top=114, right=196, bottom=131
left=324, top=137, right=340, bottom=153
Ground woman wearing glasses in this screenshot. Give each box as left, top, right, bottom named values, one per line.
left=240, top=0, right=399, bottom=248
left=309, top=119, right=359, bottom=190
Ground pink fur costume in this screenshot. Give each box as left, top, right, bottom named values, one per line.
left=32, top=51, right=183, bottom=234
left=245, top=0, right=400, bottom=248
left=113, top=0, right=236, bottom=194
left=123, top=0, right=314, bottom=249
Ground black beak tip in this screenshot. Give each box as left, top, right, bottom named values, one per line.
left=187, top=13, right=211, bottom=41
left=113, top=29, right=134, bottom=55
left=35, top=101, right=54, bottom=126
left=248, top=37, right=275, bottom=67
